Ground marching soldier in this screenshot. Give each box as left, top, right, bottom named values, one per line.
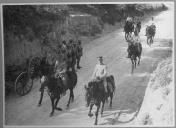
left=71, top=42, right=77, bottom=71
left=76, top=40, right=83, bottom=69
left=66, top=44, right=73, bottom=71
left=60, top=40, right=67, bottom=61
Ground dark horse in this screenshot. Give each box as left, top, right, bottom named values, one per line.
left=37, top=58, right=77, bottom=116
left=84, top=75, right=115, bottom=125
left=129, top=42, right=142, bottom=74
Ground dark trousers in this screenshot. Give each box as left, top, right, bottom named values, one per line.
left=76, top=56, right=81, bottom=68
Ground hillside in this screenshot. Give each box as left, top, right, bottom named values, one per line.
left=135, top=57, right=174, bottom=125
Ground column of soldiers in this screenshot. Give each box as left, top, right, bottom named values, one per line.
left=55, top=39, right=83, bottom=76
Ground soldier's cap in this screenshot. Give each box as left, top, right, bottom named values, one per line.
left=97, top=56, right=103, bottom=59
left=69, top=39, right=73, bottom=43
left=62, top=40, right=66, bottom=44
left=78, top=40, right=81, bottom=43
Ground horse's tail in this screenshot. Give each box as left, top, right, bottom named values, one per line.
left=109, top=75, right=116, bottom=95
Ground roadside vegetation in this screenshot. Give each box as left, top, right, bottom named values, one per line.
left=3, top=4, right=168, bottom=91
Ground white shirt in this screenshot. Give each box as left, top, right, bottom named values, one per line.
left=92, top=63, right=107, bottom=79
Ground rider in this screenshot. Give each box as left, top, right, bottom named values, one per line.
left=54, top=58, right=67, bottom=96
left=126, top=16, right=133, bottom=23
left=92, top=56, right=108, bottom=93
left=124, top=16, right=134, bottom=37
left=145, top=17, right=156, bottom=37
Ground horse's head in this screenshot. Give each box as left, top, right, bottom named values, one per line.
left=84, top=81, right=96, bottom=107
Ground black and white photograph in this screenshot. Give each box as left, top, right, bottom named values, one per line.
left=2, top=1, right=175, bottom=127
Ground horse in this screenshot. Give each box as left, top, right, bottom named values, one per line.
left=129, top=42, right=142, bottom=74
left=84, top=75, right=115, bottom=125
left=146, top=25, right=156, bottom=47
left=38, top=70, right=77, bottom=116
left=124, top=21, right=134, bottom=41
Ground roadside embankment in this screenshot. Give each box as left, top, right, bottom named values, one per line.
left=134, top=57, right=174, bottom=125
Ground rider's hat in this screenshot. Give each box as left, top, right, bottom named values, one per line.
left=97, top=56, right=103, bottom=60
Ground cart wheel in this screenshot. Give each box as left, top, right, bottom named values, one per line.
left=15, top=71, right=33, bottom=96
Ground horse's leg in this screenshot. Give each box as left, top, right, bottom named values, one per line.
left=125, top=32, right=127, bottom=40
left=147, top=37, right=149, bottom=46
left=109, top=93, right=113, bottom=108
left=50, top=97, right=55, bottom=117
left=101, top=101, right=105, bottom=117
left=88, top=103, right=94, bottom=117
left=131, top=59, right=134, bottom=74
left=138, top=56, right=141, bottom=65
left=94, top=105, right=100, bottom=125
left=134, top=58, right=137, bottom=68
left=54, top=96, right=62, bottom=111
left=70, top=89, right=74, bottom=102
left=66, top=89, right=72, bottom=108
left=38, top=89, right=44, bottom=106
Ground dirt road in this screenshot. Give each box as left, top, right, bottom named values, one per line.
left=5, top=4, right=173, bottom=126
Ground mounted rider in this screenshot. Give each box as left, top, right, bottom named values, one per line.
left=127, top=33, right=141, bottom=58
left=92, top=56, right=108, bottom=93
left=54, top=58, right=68, bottom=96
left=145, top=17, right=156, bottom=39
left=124, top=16, right=134, bottom=38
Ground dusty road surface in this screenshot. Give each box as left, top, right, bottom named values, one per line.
left=5, top=4, right=173, bottom=126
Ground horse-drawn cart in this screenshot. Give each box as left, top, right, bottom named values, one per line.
left=5, top=57, right=42, bottom=96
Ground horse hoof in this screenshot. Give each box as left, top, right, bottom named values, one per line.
left=38, top=103, right=41, bottom=107
left=50, top=113, right=54, bottom=117
left=88, top=113, right=93, bottom=117
left=66, top=105, right=69, bottom=109
left=56, top=107, right=62, bottom=111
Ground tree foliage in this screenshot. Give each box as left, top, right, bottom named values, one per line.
left=3, top=5, right=69, bottom=41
